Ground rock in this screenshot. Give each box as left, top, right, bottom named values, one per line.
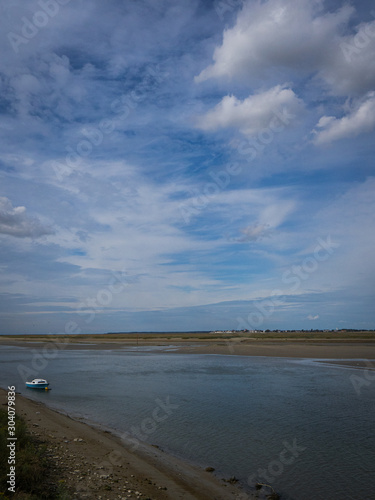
left=224, top=476, right=239, bottom=484
left=205, top=467, right=215, bottom=472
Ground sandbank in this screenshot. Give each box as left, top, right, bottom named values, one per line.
left=1, top=336, right=375, bottom=369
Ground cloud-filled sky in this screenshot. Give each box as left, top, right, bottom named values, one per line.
left=0, top=0, right=374, bottom=333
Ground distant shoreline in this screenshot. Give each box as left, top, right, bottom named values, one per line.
left=1, top=335, right=375, bottom=370
left=1, top=329, right=375, bottom=339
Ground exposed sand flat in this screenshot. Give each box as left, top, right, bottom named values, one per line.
left=1, top=336, right=375, bottom=367
left=0, top=388, right=247, bottom=500
left=175, top=341, right=375, bottom=363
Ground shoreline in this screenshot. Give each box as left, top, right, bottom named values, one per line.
left=1, top=338, right=375, bottom=370
left=0, top=387, right=249, bottom=500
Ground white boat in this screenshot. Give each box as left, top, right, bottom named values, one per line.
left=25, top=378, right=50, bottom=389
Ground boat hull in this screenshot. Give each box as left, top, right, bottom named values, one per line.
left=26, top=382, right=49, bottom=389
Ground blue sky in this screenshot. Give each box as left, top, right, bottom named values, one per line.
left=0, top=0, right=374, bottom=334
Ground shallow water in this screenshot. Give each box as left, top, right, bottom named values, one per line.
left=1, top=345, right=374, bottom=499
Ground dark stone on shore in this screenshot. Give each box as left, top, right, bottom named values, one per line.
left=224, top=476, right=238, bottom=484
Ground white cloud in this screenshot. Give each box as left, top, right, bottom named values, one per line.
left=0, top=154, right=34, bottom=168
left=42, top=162, right=299, bottom=310
left=6, top=53, right=92, bottom=121
left=196, top=85, right=302, bottom=136
left=230, top=197, right=295, bottom=242
left=0, top=197, right=53, bottom=238
left=307, top=314, right=319, bottom=320
left=313, top=92, right=375, bottom=145
left=324, top=20, right=375, bottom=96
left=195, top=0, right=353, bottom=84
left=235, top=224, right=272, bottom=242
left=0, top=0, right=374, bottom=331
left=195, top=0, right=375, bottom=97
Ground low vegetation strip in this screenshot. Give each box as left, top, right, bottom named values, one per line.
left=1, top=330, right=375, bottom=343
left=0, top=408, right=70, bottom=500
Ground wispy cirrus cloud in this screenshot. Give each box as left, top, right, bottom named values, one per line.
left=0, top=0, right=374, bottom=333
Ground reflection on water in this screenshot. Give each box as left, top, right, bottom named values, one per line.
left=0, top=346, right=374, bottom=500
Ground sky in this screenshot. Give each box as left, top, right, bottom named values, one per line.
left=0, top=0, right=374, bottom=334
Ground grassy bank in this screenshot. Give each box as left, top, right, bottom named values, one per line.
left=1, top=330, right=375, bottom=343
left=0, top=408, right=70, bottom=500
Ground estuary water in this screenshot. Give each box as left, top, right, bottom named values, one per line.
left=0, top=345, right=374, bottom=500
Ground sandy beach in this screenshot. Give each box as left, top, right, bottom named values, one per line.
left=178, top=341, right=375, bottom=365
left=0, top=387, right=247, bottom=500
